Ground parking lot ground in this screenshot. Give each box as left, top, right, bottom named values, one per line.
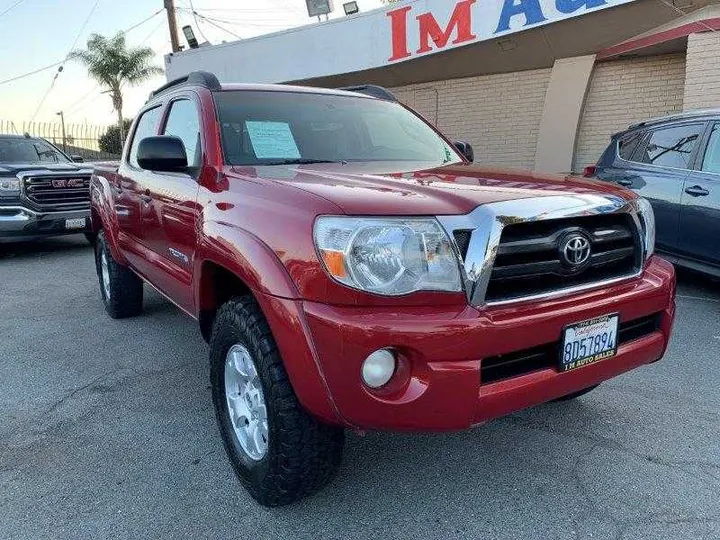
left=1, top=236, right=719, bottom=540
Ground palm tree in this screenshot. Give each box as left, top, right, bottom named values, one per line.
left=73, top=33, right=163, bottom=147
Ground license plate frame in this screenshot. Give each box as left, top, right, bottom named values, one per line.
left=559, top=313, right=619, bottom=372
left=65, top=218, right=86, bottom=230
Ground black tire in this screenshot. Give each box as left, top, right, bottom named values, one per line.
left=552, top=384, right=600, bottom=402
left=210, top=296, right=344, bottom=507
left=94, top=230, right=143, bottom=319
left=84, top=232, right=97, bottom=245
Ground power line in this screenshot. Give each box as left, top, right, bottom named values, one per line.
left=64, top=86, right=100, bottom=113
left=188, top=0, right=209, bottom=43
left=192, top=11, right=242, bottom=39
left=0, top=9, right=163, bottom=87
left=30, top=0, right=102, bottom=121
left=0, top=0, right=27, bottom=18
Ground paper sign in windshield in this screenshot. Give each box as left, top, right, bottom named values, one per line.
left=246, top=121, right=301, bottom=159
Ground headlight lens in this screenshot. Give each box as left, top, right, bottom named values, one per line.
left=636, top=198, right=655, bottom=260
left=314, top=217, right=462, bottom=295
left=0, top=178, right=20, bottom=196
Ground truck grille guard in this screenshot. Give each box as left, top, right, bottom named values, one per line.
left=437, top=194, right=650, bottom=307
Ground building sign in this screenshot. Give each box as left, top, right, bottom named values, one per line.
left=166, top=0, right=635, bottom=85
left=387, top=0, right=630, bottom=62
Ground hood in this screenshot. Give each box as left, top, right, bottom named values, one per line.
left=231, top=162, right=634, bottom=216
left=0, top=162, right=91, bottom=176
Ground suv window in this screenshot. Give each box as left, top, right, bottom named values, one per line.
left=128, top=106, right=162, bottom=168
left=639, top=123, right=703, bottom=169
left=163, top=99, right=201, bottom=168
left=701, top=124, right=720, bottom=174
left=618, top=132, right=642, bottom=160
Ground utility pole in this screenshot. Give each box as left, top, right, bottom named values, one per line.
left=56, top=111, right=67, bottom=153
left=164, top=0, right=181, bottom=53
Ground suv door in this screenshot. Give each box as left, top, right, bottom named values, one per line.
left=138, top=96, right=202, bottom=312
left=115, top=105, right=163, bottom=273
left=612, top=122, right=704, bottom=255
left=678, top=121, right=720, bottom=268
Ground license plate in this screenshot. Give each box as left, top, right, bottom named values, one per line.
left=65, top=218, right=86, bottom=230
left=559, top=314, right=619, bottom=372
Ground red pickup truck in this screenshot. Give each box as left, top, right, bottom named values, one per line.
left=90, top=71, right=676, bottom=506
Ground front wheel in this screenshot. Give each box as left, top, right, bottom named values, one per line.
left=210, top=296, right=344, bottom=507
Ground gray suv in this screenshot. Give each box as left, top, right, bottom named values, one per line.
left=588, top=110, right=720, bottom=278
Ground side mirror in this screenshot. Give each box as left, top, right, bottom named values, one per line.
left=454, top=141, right=474, bottom=163
left=137, top=136, right=188, bottom=172
left=70, top=155, right=84, bottom=163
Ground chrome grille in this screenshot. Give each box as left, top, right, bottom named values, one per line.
left=437, top=195, right=647, bottom=307
left=485, top=215, right=641, bottom=302
left=22, top=174, right=91, bottom=211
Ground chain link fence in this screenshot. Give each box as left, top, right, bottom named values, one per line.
left=0, top=120, right=121, bottom=161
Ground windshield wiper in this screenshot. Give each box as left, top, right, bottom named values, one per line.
left=259, top=158, right=348, bottom=165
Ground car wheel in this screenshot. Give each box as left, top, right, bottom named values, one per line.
left=94, top=230, right=143, bottom=319
left=552, top=384, right=600, bottom=402
left=209, top=296, right=344, bottom=507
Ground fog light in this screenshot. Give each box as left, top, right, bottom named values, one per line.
left=361, top=349, right=396, bottom=389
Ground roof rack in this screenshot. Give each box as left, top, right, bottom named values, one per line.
left=338, top=85, right=397, bottom=101
left=629, top=108, right=720, bottom=130
left=148, top=71, right=221, bottom=100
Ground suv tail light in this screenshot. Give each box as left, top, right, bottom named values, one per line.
left=583, top=166, right=597, bottom=178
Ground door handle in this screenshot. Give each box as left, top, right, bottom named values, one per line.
left=616, top=179, right=633, bottom=187
left=684, top=185, right=709, bottom=197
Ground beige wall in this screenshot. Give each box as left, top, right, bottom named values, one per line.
left=392, top=68, right=552, bottom=169
left=684, top=32, right=720, bottom=110
left=574, top=54, right=686, bottom=171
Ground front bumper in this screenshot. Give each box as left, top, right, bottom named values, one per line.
left=0, top=205, right=91, bottom=243
left=281, top=256, right=676, bottom=431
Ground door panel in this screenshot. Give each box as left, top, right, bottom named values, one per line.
left=678, top=122, right=720, bottom=265
left=600, top=163, right=688, bottom=254
left=115, top=106, right=164, bottom=275
left=137, top=98, right=202, bottom=313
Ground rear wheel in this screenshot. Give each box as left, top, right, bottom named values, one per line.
left=94, top=230, right=143, bottom=318
left=552, top=384, right=599, bottom=402
left=210, top=296, right=344, bottom=507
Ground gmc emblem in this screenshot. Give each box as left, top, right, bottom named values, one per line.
left=51, top=178, right=85, bottom=188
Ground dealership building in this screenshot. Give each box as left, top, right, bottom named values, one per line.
left=166, top=0, right=720, bottom=174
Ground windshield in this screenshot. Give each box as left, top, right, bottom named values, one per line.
left=214, top=90, right=463, bottom=167
left=0, top=138, right=69, bottom=164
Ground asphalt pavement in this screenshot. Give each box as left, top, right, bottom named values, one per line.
left=1, top=236, right=719, bottom=540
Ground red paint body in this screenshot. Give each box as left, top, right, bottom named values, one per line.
left=90, top=84, right=676, bottom=431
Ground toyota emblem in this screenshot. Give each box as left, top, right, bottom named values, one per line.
left=561, top=234, right=592, bottom=267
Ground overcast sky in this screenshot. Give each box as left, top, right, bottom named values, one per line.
left=0, top=0, right=384, bottom=129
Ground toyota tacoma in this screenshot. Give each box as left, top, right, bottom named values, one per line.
left=89, top=72, right=676, bottom=506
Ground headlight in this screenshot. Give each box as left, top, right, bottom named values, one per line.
left=636, top=198, right=655, bottom=260
left=0, top=178, right=20, bottom=196
left=314, top=217, right=462, bottom=295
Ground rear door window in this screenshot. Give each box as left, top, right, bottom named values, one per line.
left=618, top=132, right=642, bottom=160
left=639, top=123, right=704, bottom=169
left=701, top=123, right=720, bottom=174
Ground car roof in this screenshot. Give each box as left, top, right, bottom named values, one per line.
left=0, top=134, right=41, bottom=140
